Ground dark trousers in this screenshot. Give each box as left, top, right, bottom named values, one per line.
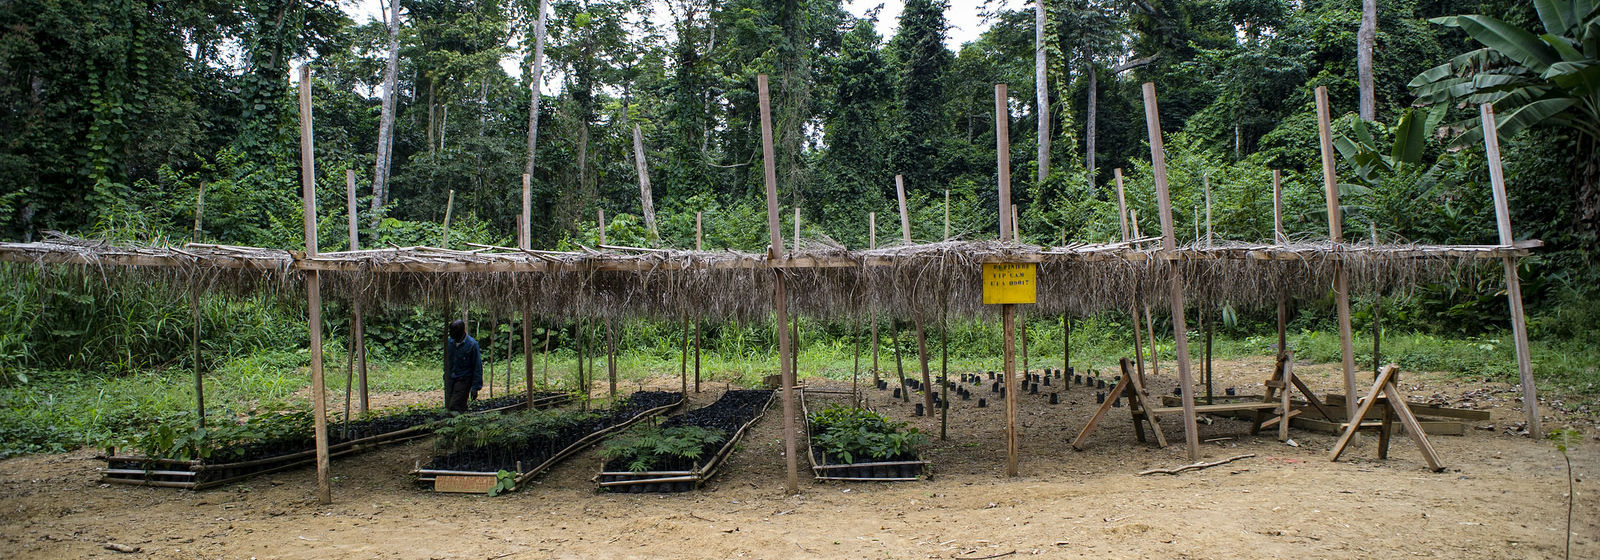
left=446, top=378, right=474, bottom=412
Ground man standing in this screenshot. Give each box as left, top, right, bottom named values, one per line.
left=443, top=319, right=482, bottom=412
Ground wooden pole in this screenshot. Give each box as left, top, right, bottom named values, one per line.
left=598, top=208, right=606, bottom=246
left=346, top=169, right=368, bottom=414
left=1314, top=86, right=1359, bottom=422
left=792, top=207, right=800, bottom=379
left=758, top=74, right=799, bottom=494
left=632, top=123, right=658, bottom=241
left=869, top=212, right=879, bottom=385
left=940, top=260, right=950, bottom=439
left=1115, top=168, right=1147, bottom=384
left=1480, top=103, right=1541, bottom=435
left=944, top=189, right=950, bottom=240
left=521, top=174, right=534, bottom=405
left=1271, top=169, right=1285, bottom=244
left=896, top=175, right=935, bottom=411
left=440, top=189, right=454, bottom=248
left=1142, top=82, right=1200, bottom=460
left=1371, top=222, right=1382, bottom=377
left=297, top=65, right=332, bottom=505
left=605, top=316, right=617, bottom=400
left=1132, top=211, right=1160, bottom=379
left=694, top=211, right=702, bottom=393
left=1003, top=304, right=1019, bottom=476
left=996, top=84, right=1012, bottom=241
left=191, top=184, right=205, bottom=428
left=892, top=320, right=909, bottom=403
left=679, top=315, right=689, bottom=395
left=997, top=82, right=1020, bottom=476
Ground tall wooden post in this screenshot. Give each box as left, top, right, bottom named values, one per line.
left=440, top=189, right=455, bottom=247
left=1142, top=82, right=1200, bottom=460
left=598, top=208, right=606, bottom=245
left=191, top=182, right=206, bottom=428
left=1273, top=170, right=1288, bottom=359
left=1115, top=168, right=1147, bottom=383
left=759, top=75, right=799, bottom=493
left=694, top=211, right=702, bottom=392
left=897, top=175, right=935, bottom=412
left=996, top=83, right=1020, bottom=476
left=297, top=65, right=332, bottom=505
left=1480, top=103, right=1541, bottom=435
left=944, top=189, right=950, bottom=240
left=869, top=212, right=879, bottom=385
left=996, top=84, right=1012, bottom=241
left=521, top=174, right=533, bottom=404
left=1314, top=86, right=1359, bottom=421
left=346, top=169, right=368, bottom=413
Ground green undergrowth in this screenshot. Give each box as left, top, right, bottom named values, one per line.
left=2, top=322, right=1596, bottom=459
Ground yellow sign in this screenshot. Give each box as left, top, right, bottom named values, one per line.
left=982, top=263, right=1037, bottom=305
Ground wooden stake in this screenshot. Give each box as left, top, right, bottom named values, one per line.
left=696, top=212, right=703, bottom=251
left=896, top=175, right=912, bottom=243
left=679, top=315, right=689, bottom=395
left=944, top=189, right=950, bottom=241
left=598, top=208, right=606, bottom=246
left=1142, top=82, right=1200, bottom=460
left=869, top=211, right=879, bottom=385
left=346, top=169, right=368, bottom=413
left=1115, top=168, right=1148, bottom=387
left=605, top=317, right=617, bottom=399
left=1480, top=103, right=1541, bottom=435
left=897, top=176, right=935, bottom=411
left=758, top=74, right=799, bottom=494
left=632, top=123, right=658, bottom=241
left=1314, top=86, right=1359, bottom=423
left=440, top=189, right=454, bottom=248
left=996, top=84, right=1012, bottom=241
left=1114, top=168, right=1129, bottom=241
left=1271, top=169, right=1284, bottom=244
left=521, top=175, right=533, bottom=404
left=297, top=64, right=331, bottom=505
left=1003, top=304, right=1019, bottom=476
left=191, top=184, right=205, bottom=428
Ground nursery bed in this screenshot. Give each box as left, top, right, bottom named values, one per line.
left=597, top=389, right=774, bottom=493
left=100, top=391, right=572, bottom=490
left=801, top=388, right=928, bottom=482
left=413, top=391, right=685, bottom=493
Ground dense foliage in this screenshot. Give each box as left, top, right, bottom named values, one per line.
left=807, top=404, right=925, bottom=464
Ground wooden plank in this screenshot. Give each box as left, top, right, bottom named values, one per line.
left=1480, top=103, right=1540, bottom=436
left=297, top=64, right=332, bottom=506
left=1315, top=86, right=1359, bottom=424
left=1143, top=82, right=1200, bottom=461
left=1291, top=416, right=1464, bottom=437
left=1329, top=365, right=1396, bottom=462
left=758, top=74, right=799, bottom=494
left=1124, top=357, right=1167, bottom=447
left=1321, top=394, right=1491, bottom=421
left=1070, top=365, right=1131, bottom=451
left=434, top=474, right=498, bottom=494
left=1382, top=381, right=1445, bottom=471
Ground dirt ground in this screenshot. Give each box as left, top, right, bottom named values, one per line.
left=2, top=356, right=1596, bottom=559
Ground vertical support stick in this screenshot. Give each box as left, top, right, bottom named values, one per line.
left=297, top=64, right=331, bottom=505
left=1314, top=86, right=1358, bottom=422
left=869, top=212, right=879, bottom=385
left=440, top=189, right=455, bottom=248
left=521, top=174, right=534, bottom=404
left=598, top=208, right=606, bottom=246
left=996, top=84, right=1012, bottom=241
left=1142, top=82, right=1200, bottom=460
left=758, top=74, right=799, bottom=494
left=1114, top=168, right=1129, bottom=241
left=192, top=289, right=203, bottom=427
left=696, top=212, right=703, bottom=251
left=1271, top=169, right=1284, bottom=244
left=1480, top=103, right=1540, bottom=435
left=346, top=169, right=368, bottom=413
left=896, top=175, right=912, bottom=243
left=680, top=315, right=689, bottom=396
left=944, top=189, right=950, bottom=241
left=1003, top=304, right=1019, bottom=476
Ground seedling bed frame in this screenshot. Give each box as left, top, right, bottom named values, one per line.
left=412, top=391, right=686, bottom=493
left=100, top=391, right=572, bottom=490
left=598, top=389, right=775, bottom=493
left=800, top=389, right=928, bottom=481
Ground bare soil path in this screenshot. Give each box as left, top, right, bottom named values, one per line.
left=2, top=357, right=1594, bottom=559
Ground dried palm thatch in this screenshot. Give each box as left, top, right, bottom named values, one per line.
left=0, top=232, right=1535, bottom=323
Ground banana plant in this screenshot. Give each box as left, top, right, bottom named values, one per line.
left=1408, top=0, right=1600, bottom=148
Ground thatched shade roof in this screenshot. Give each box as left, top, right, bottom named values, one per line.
left=0, top=233, right=1539, bottom=322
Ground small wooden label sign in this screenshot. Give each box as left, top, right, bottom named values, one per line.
left=434, top=474, right=497, bottom=494
left=982, top=263, right=1037, bottom=305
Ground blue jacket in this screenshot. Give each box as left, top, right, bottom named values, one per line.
left=444, top=334, right=483, bottom=392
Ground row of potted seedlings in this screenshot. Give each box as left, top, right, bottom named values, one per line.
left=102, top=391, right=570, bottom=489
left=415, top=390, right=684, bottom=494
left=596, top=389, right=774, bottom=493
left=803, top=394, right=928, bottom=481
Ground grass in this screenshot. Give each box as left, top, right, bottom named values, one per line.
left=2, top=322, right=1596, bottom=459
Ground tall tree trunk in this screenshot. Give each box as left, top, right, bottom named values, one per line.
left=370, top=0, right=401, bottom=225
left=426, top=80, right=436, bottom=154
left=524, top=0, right=549, bottom=177
left=1085, top=63, right=1097, bottom=177
left=1035, top=2, right=1049, bottom=183
left=1357, top=0, right=1376, bottom=121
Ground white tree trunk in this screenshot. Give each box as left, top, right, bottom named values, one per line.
left=1035, top=2, right=1050, bottom=184
left=633, top=123, right=658, bottom=240
left=1358, top=0, right=1376, bottom=121
left=370, top=0, right=401, bottom=226
left=524, top=0, right=549, bottom=177
left=1086, top=63, right=1097, bottom=176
